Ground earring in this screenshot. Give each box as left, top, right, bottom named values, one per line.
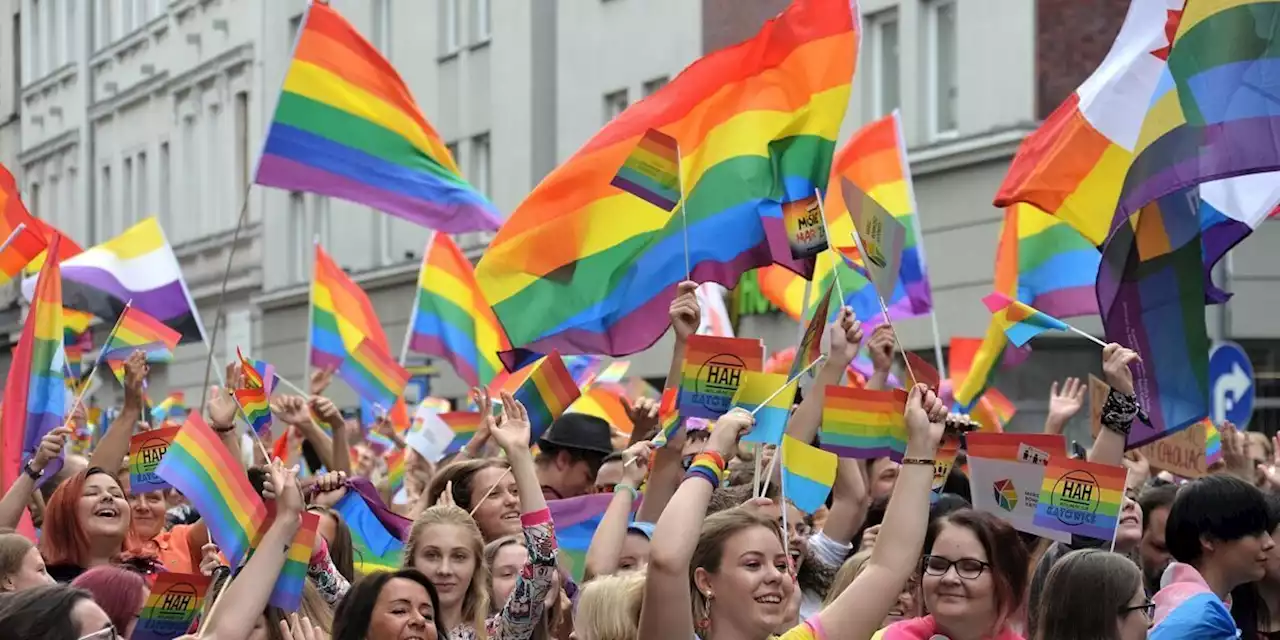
left=696, top=592, right=713, bottom=633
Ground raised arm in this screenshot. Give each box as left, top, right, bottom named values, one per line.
left=864, top=325, right=895, bottom=391
left=274, top=395, right=336, bottom=472
left=586, top=441, right=652, bottom=580
left=1043, top=377, right=1084, bottom=436
left=310, top=396, right=351, bottom=474
left=1089, top=343, right=1139, bottom=466
left=639, top=409, right=753, bottom=640
left=810, top=384, right=946, bottom=638
left=0, top=427, right=69, bottom=529
left=664, top=281, right=700, bottom=390
left=87, top=351, right=147, bottom=472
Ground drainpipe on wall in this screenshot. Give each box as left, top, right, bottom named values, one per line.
left=83, top=0, right=96, bottom=244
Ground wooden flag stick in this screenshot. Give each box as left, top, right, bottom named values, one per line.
left=676, top=143, right=692, bottom=281
left=1066, top=324, right=1110, bottom=348
left=748, top=356, right=826, bottom=418
left=813, top=188, right=845, bottom=304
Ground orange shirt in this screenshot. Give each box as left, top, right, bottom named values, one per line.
left=139, top=524, right=198, bottom=574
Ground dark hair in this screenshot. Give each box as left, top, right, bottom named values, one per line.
left=925, top=509, right=1029, bottom=626
left=1137, top=484, right=1178, bottom=532
left=1166, top=475, right=1271, bottom=565
left=0, top=584, right=100, bottom=639
left=311, top=507, right=356, bottom=582
left=1231, top=492, right=1280, bottom=638
left=1033, top=549, right=1143, bottom=640
left=425, top=458, right=509, bottom=512
left=332, top=569, right=447, bottom=640
left=534, top=442, right=607, bottom=475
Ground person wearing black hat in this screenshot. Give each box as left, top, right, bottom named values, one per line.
left=536, top=413, right=615, bottom=500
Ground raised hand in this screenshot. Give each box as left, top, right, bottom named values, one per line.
left=308, top=395, right=342, bottom=429
left=198, top=543, right=223, bottom=576
left=207, top=362, right=243, bottom=429
left=626, top=396, right=661, bottom=441
left=903, top=384, right=947, bottom=455
left=271, top=395, right=313, bottom=426
left=1049, top=378, right=1085, bottom=421
left=470, top=387, right=495, bottom=449
left=265, top=461, right=305, bottom=517
left=491, top=392, right=532, bottom=454
left=828, top=307, right=865, bottom=366
left=866, top=324, right=896, bottom=374
left=123, top=350, right=150, bottom=400
left=707, top=408, right=754, bottom=458
left=621, top=441, right=654, bottom=486
left=280, top=613, right=327, bottom=640
left=669, top=280, right=702, bottom=343
left=31, top=426, right=72, bottom=473
left=1102, top=343, right=1139, bottom=396
left=309, top=365, right=336, bottom=396
left=309, top=470, right=348, bottom=509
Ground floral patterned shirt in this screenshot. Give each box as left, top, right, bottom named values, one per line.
left=447, top=508, right=559, bottom=640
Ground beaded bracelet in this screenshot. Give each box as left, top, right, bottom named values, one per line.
left=615, top=483, right=640, bottom=501
left=685, top=452, right=726, bottom=489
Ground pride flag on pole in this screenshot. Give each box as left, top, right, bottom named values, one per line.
left=1033, top=456, right=1127, bottom=541
left=982, top=292, right=1071, bottom=348
left=611, top=128, right=682, bottom=211
left=819, top=387, right=908, bottom=461
left=734, top=372, right=798, bottom=446
left=511, top=351, right=581, bottom=442
left=781, top=435, right=838, bottom=514
left=131, top=572, right=211, bottom=640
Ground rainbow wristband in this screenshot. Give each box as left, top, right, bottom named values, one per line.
left=685, top=453, right=725, bottom=490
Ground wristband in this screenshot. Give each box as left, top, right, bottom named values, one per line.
left=22, top=460, right=42, bottom=481
left=684, top=452, right=726, bottom=490
left=1101, top=389, right=1139, bottom=436
left=615, top=483, right=639, bottom=501
left=900, top=457, right=935, bottom=466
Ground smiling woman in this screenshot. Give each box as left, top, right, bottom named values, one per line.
left=38, top=468, right=137, bottom=583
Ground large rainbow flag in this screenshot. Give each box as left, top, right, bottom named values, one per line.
left=310, top=244, right=389, bottom=366
left=0, top=163, right=82, bottom=276
left=22, top=218, right=205, bottom=343
left=405, top=232, right=510, bottom=387
left=1, top=235, right=67, bottom=495
left=255, top=1, right=500, bottom=233
left=475, top=0, right=860, bottom=361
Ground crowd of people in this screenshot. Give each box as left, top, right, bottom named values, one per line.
left=0, top=282, right=1273, bottom=640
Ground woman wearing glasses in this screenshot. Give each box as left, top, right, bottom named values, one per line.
left=875, top=509, right=1029, bottom=639
left=1034, top=549, right=1152, bottom=640
left=0, top=583, right=117, bottom=639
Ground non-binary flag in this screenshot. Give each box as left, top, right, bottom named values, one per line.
left=255, top=2, right=500, bottom=233
left=475, top=0, right=860, bottom=361
left=155, top=413, right=268, bottom=567
left=406, top=232, right=510, bottom=388
left=511, top=351, right=581, bottom=442
left=819, top=386, right=908, bottom=461
left=781, top=434, right=838, bottom=514
left=1033, top=456, right=1127, bottom=541
left=24, top=218, right=205, bottom=343
left=611, top=128, right=682, bottom=211
left=0, top=234, right=67, bottom=502
left=734, top=372, right=798, bottom=446
left=982, top=292, right=1071, bottom=348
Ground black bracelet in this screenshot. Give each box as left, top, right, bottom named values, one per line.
left=22, top=460, right=42, bottom=481
left=1101, top=388, right=1140, bottom=436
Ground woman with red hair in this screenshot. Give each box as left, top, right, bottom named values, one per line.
left=39, top=467, right=134, bottom=582
left=71, top=565, right=150, bottom=638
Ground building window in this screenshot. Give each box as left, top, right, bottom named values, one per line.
left=926, top=0, right=958, bottom=138
left=473, top=0, right=491, bottom=44
left=66, top=167, right=77, bottom=236
left=288, top=13, right=303, bottom=45
left=47, top=175, right=58, bottom=230
left=441, top=0, right=460, bottom=56
left=235, top=92, right=249, bottom=197
left=289, top=192, right=307, bottom=281
left=372, top=0, right=391, bottom=53
left=446, top=141, right=460, bottom=166
left=12, top=12, right=20, bottom=99
left=65, top=0, right=76, bottom=63
left=869, top=10, right=899, bottom=117
left=208, top=104, right=222, bottom=233
left=30, top=0, right=40, bottom=79
left=470, top=133, right=491, bottom=198
left=136, top=151, right=148, bottom=218
left=28, top=182, right=39, bottom=218
left=47, top=0, right=59, bottom=70
left=603, top=89, right=629, bottom=123
left=122, top=157, right=133, bottom=227
left=642, top=77, right=668, bottom=97
left=97, top=0, right=114, bottom=49
left=159, top=142, right=171, bottom=227
left=182, top=114, right=198, bottom=241
left=100, top=165, right=111, bottom=239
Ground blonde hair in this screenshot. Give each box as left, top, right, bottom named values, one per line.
left=266, top=582, right=334, bottom=638
left=0, top=534, right=35, bottom=590
left=405, top=505, right=490, bottom=637
left=576, top=572, right=646, bottom=640
left=824, top=550, right=872, bottom=606
left=690, top=507, right=786, bottom=628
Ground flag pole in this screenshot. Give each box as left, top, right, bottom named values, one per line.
left=813, top=188, right=845, bottom=304
left=851, top=228, right=916, bottom=384
left=1066, top=324, right=1110, bottom=348
left=198, top=193, right=253, bottom=414
left=749, top=356, right=825, bottom=418
left=0, top=222, right=26, bottom=254
left=676, top=143, right=692, bottom=281
left=66, top=300, right=133, bottom=428
left=400, top=232, right=434, bottom=367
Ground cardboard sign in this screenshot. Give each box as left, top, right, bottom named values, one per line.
left=1138, top=421, right=1208, bottom=479
left=1088, top=375, right=1109, bottom=438
left=783, top=195, right=828, bottom=259
left=678, top=335, right=764, bottom=420
left=128, top=427, right=181, bottom=492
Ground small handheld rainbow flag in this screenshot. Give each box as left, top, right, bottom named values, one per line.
left=511, top=350, right=581, bottom=442
left=384, top=448, right=406, bottom=494
left=63, top=309, right=94, bottom=380
left=155, top=413, right=268, bottom=567
left=334, top=490, right=405, bottom=574
left=234, top=348, right=273, bottom=437
left=734, top=372, right=798, bottom=446
left=982, top=292, right=1072, bottom=348
left=128, top=426, right=180, bottom=493
left=1205, top=420, right=1223, bottom=466
left=652, top=387, right=681, bottom=447
left=792, top=279, right=835, bottom=379
left=342, top=337, right=411, bottom=410
left=434, top=411, right=481, bottom=455
left=610, top=128, right=681, bottom=211
left=819, top=386, right=908, bottom=461
left=247, top=506, right=320, bottom=612
left=131, top=572, right=211, bottom=640
left=1033, top=456, right=1127, bottom=542
left=678, top=335, right=764, bottom=421
left=595, top=361, right=631, bottom=385
left=150, top=391, right=186, bottom=424
left=780, top=435, right=838, bottom=514
left=102, top=304, right=182, bottom=362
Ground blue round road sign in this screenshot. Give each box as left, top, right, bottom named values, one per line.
left=1209, top=341, right=1255, bottom=429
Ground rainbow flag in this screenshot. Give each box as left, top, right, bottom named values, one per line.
left=63, top=309, right=95, bottom=380
left=0, top=223, right=46, bottom=287
left=548, top=493, right=637, bottom=583
left=781, top=434, right=838, bottom=514
left=1099, top=192, right=1210, bottom=448
left=792, top=279, right=834, bottom=379
left=132, top=572, right=211, bottom=640
left=568, top=386, right=634, bottom=435
left=734, top=372, right=798, bottom=446
left=475, top=0, right=859, bottom=360
left=1033, top=457, right=1127, bottom=541
left=255, top=2, right=499, bottom=233
left=652, top=387, right=681, bottom=447
left=0, top=163, right=82, bottom=277
left=150, top=392, right=186, bottom=424
left=246, top=507, right=320, bottom=612
left=1205, top=420, right=1223, bottom=466
left=595, top=361, right=631, bottom=385
left=102, top=304, right=183, bottom=362
left=335, top=490, right=404, bottom=573
left=244, top=355, right=279, bottom=396
left=234, top=349, right=273, bottom=437
left=384, top=448, right=406, bottom=493
left=511, top=351, right=581, bottom=442
left=310, top=244, right=392, bottom=371
left=610, top=128, right=682, bottom=211
left=678, top=335, right=764, bottom=421
left=819, top=386, right=908, bottom=461
left=128, top=426, right=180, bottom=492
left=0, top=234, right=66, bottom=494
left=982, top=292, right=1071, bottom=348
left=406, top=232, right=510, bottom=388
left=155, top=413, right=268, bottom=567
left=343, top=338, right=411, bottom=409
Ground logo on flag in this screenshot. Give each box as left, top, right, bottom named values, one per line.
left=1046, top=470, right=1101, bottom=526
left=695, top=354, right=747, bottom=413
left=993, top=479, right=1018, bottom=512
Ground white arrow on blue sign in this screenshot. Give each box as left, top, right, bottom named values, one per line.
left=1209, top=341, right=1255, bottom=429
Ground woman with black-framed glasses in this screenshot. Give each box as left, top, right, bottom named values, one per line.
left=0, top=583, right=116, bottom=640
left=1034, top=548, right=1151, bottom=640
